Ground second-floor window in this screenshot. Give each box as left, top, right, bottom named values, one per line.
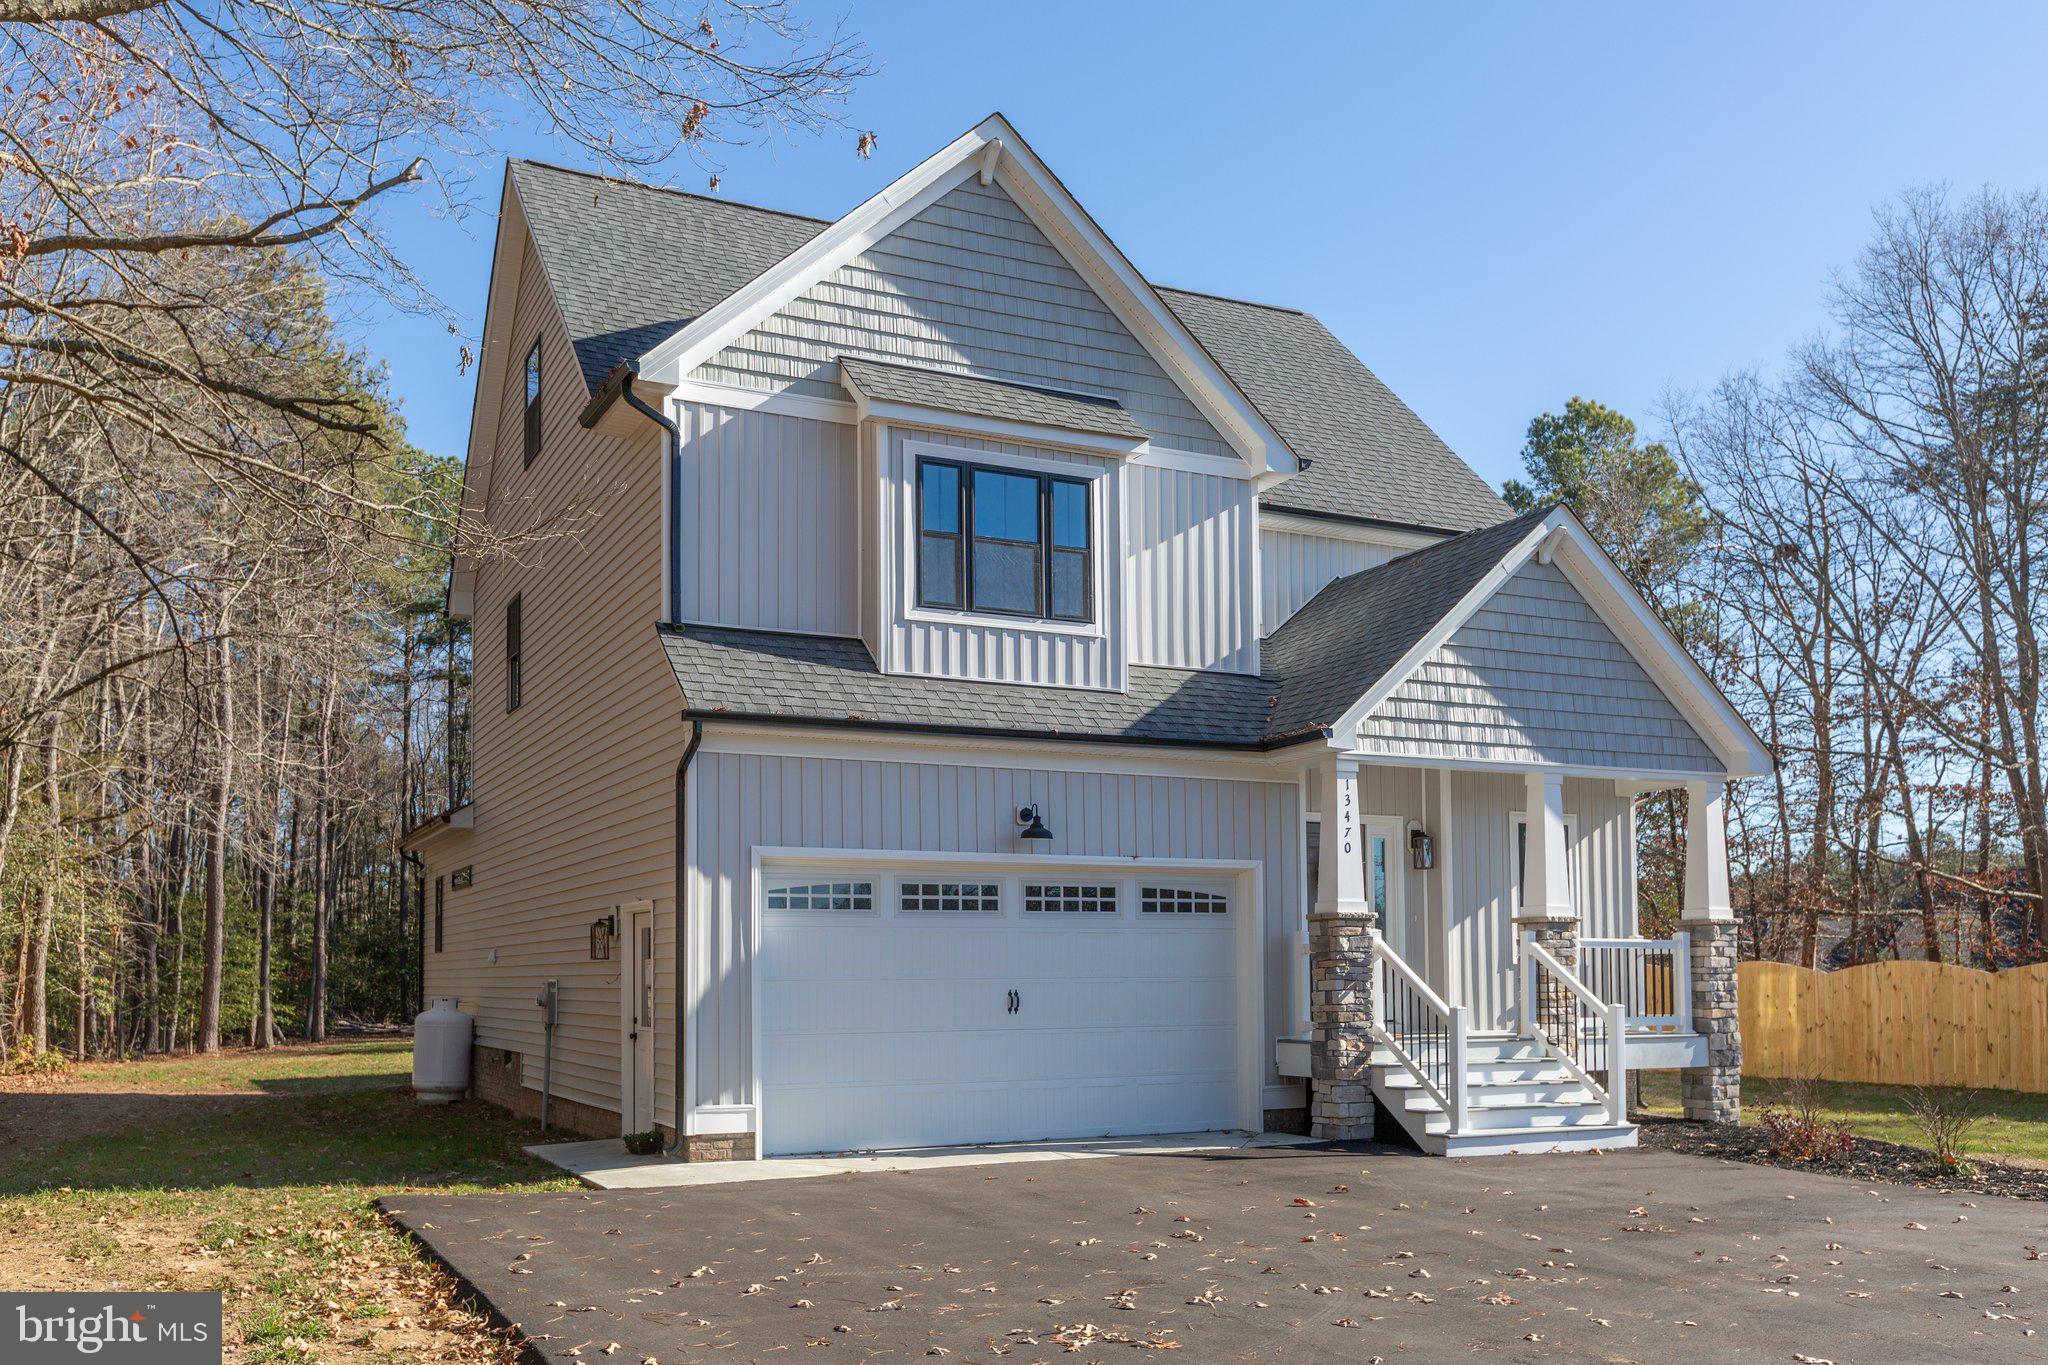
left=916, top=457, right=1093, bottom=623
left=433, top=876, right=445, bottom=953
left=522, top=339, right=542, bottom=467
left=505, top=594, right=523, bottom=711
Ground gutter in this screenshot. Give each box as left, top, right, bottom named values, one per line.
left=678, top=707, right=1331, bottom=753
left=667, top=720, right=703, bottom=1158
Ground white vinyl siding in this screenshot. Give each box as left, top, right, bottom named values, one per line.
left=1126, top=464, right=1259, bottom=674
left=691, top=176, right=1229, bottom=457
left=1260, top=525, right=1407, bottom=631
left=683, top=749, right=1301, bottom=1124
left=674, top=402, right=860, bottom=635
left=1357, top=560, right=1724, bottom=773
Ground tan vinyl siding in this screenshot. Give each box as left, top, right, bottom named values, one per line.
left=423, top=235, right=685, bottom=1129
left=692, top=177, right=1230, bottom=457
left=1358, top=560, right=1723, bottom=773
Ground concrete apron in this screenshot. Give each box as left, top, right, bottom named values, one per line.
left=527, top=1130, right=1322, bottom=1190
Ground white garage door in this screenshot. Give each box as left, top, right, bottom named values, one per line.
left=759, top=868, right=1242, bottom=1156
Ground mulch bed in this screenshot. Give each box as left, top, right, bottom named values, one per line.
left=1636, top=1113, right=2048, bottom=1202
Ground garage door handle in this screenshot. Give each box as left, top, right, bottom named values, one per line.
left=1006, top=989, right=1019, bottom=1015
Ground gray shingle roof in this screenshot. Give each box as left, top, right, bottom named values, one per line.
left=659, top=625, right=1283, bottom=746
left=1259, top=506, right=1552, bottom=739
left=837, top=357, right=1147, bottom=441
left=505, top=159, right=1507, bottom=534
left=1156, top=289, right=1509, bottom=534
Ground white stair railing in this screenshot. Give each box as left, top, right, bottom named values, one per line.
left=1517, top=932, right=1628, bottom=1126
left=1367, top=933, right=1468, bottom=1134
left=1578, top=934, right=1692, bottom=1034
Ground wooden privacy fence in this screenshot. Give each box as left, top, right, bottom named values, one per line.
left=1740, top=960, right=2048, bottom=1094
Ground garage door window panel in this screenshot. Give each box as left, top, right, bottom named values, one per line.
left=766, top=878, right=875, bottom=913
left=899, top=881, right=1002, bottom=915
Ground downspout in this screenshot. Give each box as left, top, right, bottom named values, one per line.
left=400, top=848, right=425, bottom=1019
left=615, top=362, right=681, bottom=626
left=667, top=720, right=704, bottom=1157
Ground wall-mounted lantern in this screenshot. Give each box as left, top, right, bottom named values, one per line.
left=1016, top=804, right=1053, bottom=841
left=1408, top=825, right=1435, bottom=871
left=589, top=911, right=617, bottom=961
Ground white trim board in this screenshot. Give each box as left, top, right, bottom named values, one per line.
left=694, top=722, right=1308, bottom=783
left=635, top=114, right=1298, bottom=482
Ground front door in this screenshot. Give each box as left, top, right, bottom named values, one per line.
left=626, top=907, right=655, bottom=1132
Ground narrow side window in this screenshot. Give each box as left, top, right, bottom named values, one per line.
left=523, top=339, right=542, bottom=467
left=505, top=593, right=523, bottom=712
left=433, top=877, right=445, bottom=954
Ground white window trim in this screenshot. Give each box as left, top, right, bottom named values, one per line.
left=900, top=436, right=1111, bottom=640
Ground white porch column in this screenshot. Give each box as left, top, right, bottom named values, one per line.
left=1680, top=778, right=1741, bottom=1123
left=1518, top=771, right=1574, bottom=925
left=1316, top=758, right=1370, bottom=920
left=1309, top=756, right=1374, bottom=1143
left=1682, top=779, right=1734, bottom=923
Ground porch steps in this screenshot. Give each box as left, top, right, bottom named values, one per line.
left=1369, top=1037, right=1638, bottom=1158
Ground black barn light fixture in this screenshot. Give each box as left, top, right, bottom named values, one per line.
left=1016, top=804, right=1054, bottom=841
left=589, top=911, right=617, bottom=961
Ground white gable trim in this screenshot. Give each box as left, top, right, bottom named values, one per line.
left=634, top=113, right=1298, bottom=482
left=1327, top=509, right=1774, bottom=778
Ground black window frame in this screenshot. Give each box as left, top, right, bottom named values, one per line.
left=522, top=339, right=542, bottom=468
left=505, top=593, right=523, bottom=712
left=433, top=876, right=445, bottom=953
left=914, top=456, right=1094, bottom=624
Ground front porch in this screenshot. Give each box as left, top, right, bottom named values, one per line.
left=1275, top=756, right=1742, bottom=1156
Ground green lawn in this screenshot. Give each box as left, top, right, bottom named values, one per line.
left=1637, top=1071, right=2048, bottom=1165
left=0, top=1039, right=575, bottom=1364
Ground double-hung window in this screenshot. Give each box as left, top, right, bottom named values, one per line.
left=505, top=594, right=523, bottom=712
left=916, top=457, right=1093, bottom=623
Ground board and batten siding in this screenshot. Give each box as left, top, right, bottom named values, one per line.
left=422, top=234, right=684, bottom=1129
left=691, top=175, right=1230, bottom=457
left=673, top=401, right=860, bottom=635
left=1444, top=772, right=1634, bottom=1031
left=877, top=425, right=1125, bottom=690
left=1260, top=525, right=1406, bottom=631
left=1357, top=560, right=1724, bottom=774
left=1125, top=463, right=1259, bottom=674
left=682, top=749, right=1302, bottom=1126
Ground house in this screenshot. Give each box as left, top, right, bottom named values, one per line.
left=403, top=113, right=1769, bottom=1160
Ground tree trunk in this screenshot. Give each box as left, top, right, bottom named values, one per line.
left=198, top=628, right=234, bottom=1053
left=24, top=722, right=59, bottom=1054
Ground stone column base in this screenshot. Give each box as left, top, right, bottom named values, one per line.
left=1681, top=921, right=1741, bottom=1122
left=1309, top=912, right=1375, bottom=1142
left=1515, top=917, right=1580, bottom=1040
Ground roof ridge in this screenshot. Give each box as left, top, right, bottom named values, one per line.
left=509, top=156, right=833, bottom=228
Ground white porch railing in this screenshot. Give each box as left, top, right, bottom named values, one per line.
left=1368, top=933, right=1469, bottom=1134
left=1516, top=933, right=1627, bottom=1126
left=1578, top=934, right=1693, bottom=1035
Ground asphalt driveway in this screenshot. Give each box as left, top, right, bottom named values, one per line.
left=382, top=1143, right=2046, bottom=1363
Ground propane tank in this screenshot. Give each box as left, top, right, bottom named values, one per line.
left=413, top=996, right=473, bottom=1105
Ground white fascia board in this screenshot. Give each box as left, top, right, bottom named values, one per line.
left=635, top=120, right=992, bottom=382
left=697, top=721, right=1307, bottom=784
left=1346, top=747, right=1734, bottom=785
left=636, top=113, right=1301, bottom=483
left=850, top=392, right=1146, bottom=459
left=1259, top=509, right=1447, bottom=553
left=671, top=377, right=857, bottom=424
left=1325, top=515, right=1560, bottom=742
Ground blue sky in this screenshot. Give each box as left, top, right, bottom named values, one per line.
left=366, top=1, right=2048, bottom=490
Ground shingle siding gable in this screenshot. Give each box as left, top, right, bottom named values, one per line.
left=1356, top=559, right=1723, bottom=773
left=689, top=178, right=1233, bottom=457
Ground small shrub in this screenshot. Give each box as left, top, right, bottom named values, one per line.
left=1903, top=1087, right=1984, bottom=1171
left=1757, top=1075, right=1854, bottom=1162
left=1, top=1044, right=70, bottom=1078
left=622, top=1130, right=665, bottom=1156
